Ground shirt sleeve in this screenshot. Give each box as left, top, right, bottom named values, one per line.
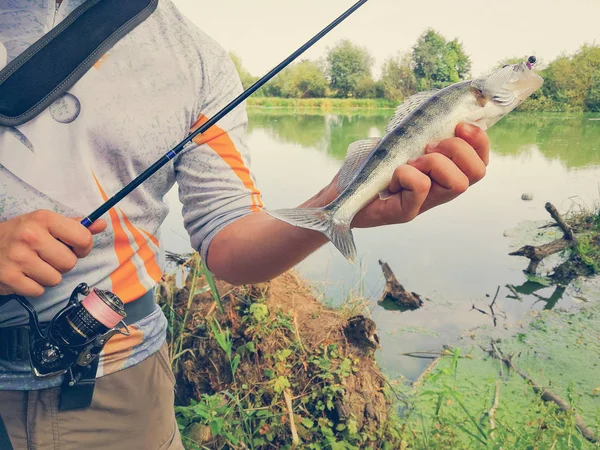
left=174, top=48, right=263, bottom=264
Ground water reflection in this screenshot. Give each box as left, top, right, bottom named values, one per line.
left=490, top=114, right=600, bottom=168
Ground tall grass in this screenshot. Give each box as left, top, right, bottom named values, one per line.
left=246, top=97, right=396, bottom=110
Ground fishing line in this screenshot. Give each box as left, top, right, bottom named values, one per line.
left=82, top=0, right=369, bottom=227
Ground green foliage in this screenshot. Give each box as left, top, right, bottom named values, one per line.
left=169, top=290, right=404, bottom=449
left=263, top=60, right=329, bottom=98
left=380, top=52, right=418, bottom=101
left=412, top=28, right=471, bottom=90
left=230, top=29, right=600, bottom=112
left=574, top=235, right=600, bottom=274
left=586, top=76, right=600, bottom=112
left=538, top=44, right=600, bottom=112
left=325, top=39, right=375, bottom=98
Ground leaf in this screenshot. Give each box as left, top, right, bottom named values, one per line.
left=273, top=376, right=290, bottom=394
left=201, top=264, right=223, bottom=313
left=192, top=285, right=211, bottom=296
left=231, top=355, right=240, bottom=376
left=302, top=418, right=314, bottom=429
left=277, top=348, right=293, bottom=361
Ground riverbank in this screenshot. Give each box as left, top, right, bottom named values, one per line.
left=157, top=205, right=600, bottom=449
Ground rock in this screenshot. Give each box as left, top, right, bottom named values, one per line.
left=521, top=193, right=534, bottom=201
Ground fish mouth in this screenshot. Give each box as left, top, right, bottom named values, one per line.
left=510, top=62, right=544, bottom=103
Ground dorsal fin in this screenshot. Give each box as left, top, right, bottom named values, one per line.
left=336, top=137, right=381, bottom=194
left=384, top=90, right=439, bottom=133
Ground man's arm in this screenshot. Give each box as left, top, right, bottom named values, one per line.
left=207, top=123, right=489, bottom=285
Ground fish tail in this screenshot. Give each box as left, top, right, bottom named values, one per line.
left=267, top=206, right=357, bottom=263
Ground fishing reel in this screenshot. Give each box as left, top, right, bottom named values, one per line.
left=0, top=284, right=130, bottom=384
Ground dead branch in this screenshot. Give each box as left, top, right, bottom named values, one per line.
left=471, top=286, right=506, bottom=327
left=378, top=260, right=423, bottom=310
left=509, top=202, right=579, bottom=274
left=509, top=239, right=572, bottom=274
left=545, top=202, right=576, bottom=242
left=283, top=389, right=299, bottom=449
left=490, top=341, right=597, bottom=444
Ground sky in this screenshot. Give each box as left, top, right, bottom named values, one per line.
left=171, top=0, right=600, bottom=78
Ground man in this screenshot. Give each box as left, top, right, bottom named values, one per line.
left=0, top=0, right=488, bottom=448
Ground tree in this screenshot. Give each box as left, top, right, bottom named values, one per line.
left=260, top=60, right=329, bottom=98
left=380, top=52, right=417, bottom=101
left=412, top=29, right=471, bottom=89
left=586, top=77, right=600, bottom=112
left=285, top=60, right=329, bottom=98
left=541, top=44, right=600, bottom=111
left=325, top=40, right=375, bottom=98
left=229, top=52, right=257, bottom=90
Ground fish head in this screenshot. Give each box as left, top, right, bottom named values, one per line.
left=469, top=56, right=544, bottom=129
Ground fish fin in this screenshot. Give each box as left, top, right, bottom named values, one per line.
left=379, top=188, right=393, bottom=200
left=385, top=90, right=439, bottom=133
left=267, top=207, right=357, bottom=263
left=472, top=66, right=514, bottom=98
left=337, top=138, right=381, bottom=194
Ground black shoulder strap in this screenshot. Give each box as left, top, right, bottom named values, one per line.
left=0, top=0, right=158, bottom=127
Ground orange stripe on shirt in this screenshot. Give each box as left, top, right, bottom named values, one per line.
left=92, top=173, right=147, bottom=303
left=120, top=209, right=163, bottom=284
left=191, top=114, right=263, bottom=212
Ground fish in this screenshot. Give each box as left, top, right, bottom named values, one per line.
left=266, top=57, right=544, bottom=263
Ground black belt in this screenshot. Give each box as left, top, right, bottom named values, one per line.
left=0, top=289, right=156, bottom=362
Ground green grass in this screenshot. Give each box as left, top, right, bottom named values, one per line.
left=246, top=97, right=397, bottom=110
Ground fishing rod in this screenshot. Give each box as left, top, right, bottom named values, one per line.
left=81, top=0, right=369, bottom=227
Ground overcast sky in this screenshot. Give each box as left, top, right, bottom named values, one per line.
left=172, top=0, right=599, bottom=78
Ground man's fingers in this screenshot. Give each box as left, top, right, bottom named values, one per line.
left=382, top=165, right=431, bottom=224
left=0, top=274, right=45, bottom=297
left=43, top=214, right=94, bottom=258
left=22, top=257, right=63, bottom=288
left=36, top=234, right=78, bottom=274
left=425, top=137, right=487, bottom=185
left=408, top=153, right=470, bottom=194
left=88, top=218, right=107, bottom=235
left=74, top=217, right=107, bottom=235
left=455, top=123, right=490, bottom=166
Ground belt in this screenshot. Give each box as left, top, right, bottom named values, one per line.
left=0, top=289, right=156, bottom=362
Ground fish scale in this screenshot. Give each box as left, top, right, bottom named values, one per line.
left=267, top=59, right=544, bottom=263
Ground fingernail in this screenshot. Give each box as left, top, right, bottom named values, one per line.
left=407, top=158, right=417, bottom=165
left=461, top=123, right=477, bottom=134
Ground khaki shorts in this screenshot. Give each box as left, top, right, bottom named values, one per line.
left=0, top=343, right=183, bottom=450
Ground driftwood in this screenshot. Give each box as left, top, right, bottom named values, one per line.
left=378, top=260, right=423, bottom=310
left=489, top=341, right=597, bottom=444
left=509, top=202, right=578, bottom=274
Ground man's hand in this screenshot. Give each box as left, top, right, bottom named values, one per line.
left=0, top=211, right=107, bottom=297
left=335, top=123, right=489, bottom=228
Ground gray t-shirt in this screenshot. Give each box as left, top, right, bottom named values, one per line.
left=0, top=0, right=263, bottom=389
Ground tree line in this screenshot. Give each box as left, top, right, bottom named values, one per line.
left=231, top=29, right=600, bottom=112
